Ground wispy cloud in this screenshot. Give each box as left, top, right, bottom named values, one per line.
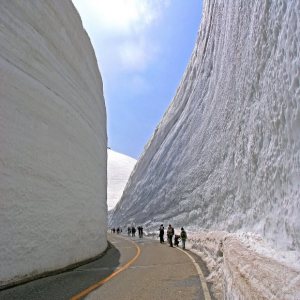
left=118, top=39, right=159, bottom=72
left=72, top=0, right=169, bottom=75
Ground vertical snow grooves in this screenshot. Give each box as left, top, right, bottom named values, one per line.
left=110, top=0, right=300, bottom=298
left=111, top=0, right=300, bottom=253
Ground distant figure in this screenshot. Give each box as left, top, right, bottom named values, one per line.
left=112, top=228, right=116, bottom=234
left=159, top=224, right=164, bottom=243
left=174, top=234, right=180, bottom=247
left=140, top=226, right=143, bottom=238
left=167, top=224, right=174, bottom=247
left=117, top=227, right=120, bottom=234
left=180, top=227, right=187, bottom=249
left=128, top=227, right=131, bottom=236
left=137, top=226, right=141, bottom=237
left=137, top=226, right=144, bottom=238
left=131, top=226, right=136, bottom=237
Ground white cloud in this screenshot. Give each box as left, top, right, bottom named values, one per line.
left=72, top=0, right=169, bottom=74
left=73, top=0, right=169, bottom=35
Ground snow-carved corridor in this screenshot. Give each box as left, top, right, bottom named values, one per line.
left=110, top=0, right=300, bottom=298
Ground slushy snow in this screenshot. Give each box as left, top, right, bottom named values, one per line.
left=110, top=0, right=300, bottom=298
left=0, top=1, right=107, bottom=287
left=107, top=149, right=136, bottom=211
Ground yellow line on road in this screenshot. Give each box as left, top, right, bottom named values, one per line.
left=176, top=247, right=212, bottom=300
left=70, top=237, right=141, bottom=300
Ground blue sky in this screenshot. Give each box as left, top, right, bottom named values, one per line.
left=72, top=0, right=202, bottom=159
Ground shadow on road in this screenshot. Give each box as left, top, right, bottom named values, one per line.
left=0, top=242, right=121, bottom=300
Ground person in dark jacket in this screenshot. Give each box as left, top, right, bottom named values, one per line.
left=174, top=234, right=180, bottom=247
left=180, top=227, right=187, bottom=249
left=131, top=226, right=136, bottom=237
left=159, top=224, right=164, bottom=243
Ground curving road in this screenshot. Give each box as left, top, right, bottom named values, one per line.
left=0, top=234, right=213, bottom=300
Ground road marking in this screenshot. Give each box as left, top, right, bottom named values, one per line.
left=70, top=237, right=141, bottom=300
left=176, top=247, right=212, bottom=300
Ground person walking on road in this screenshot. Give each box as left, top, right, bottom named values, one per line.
left=131, top=226, right=136, bottom=237
left=140, top=226, right=143, bottom=238
left=167, top=224, right=174, bottom=247
left=138, top=226, right=143, bottom=238
left=180, top=227, right=187, bottom=249
left=159, top=224, right=164, bottom=243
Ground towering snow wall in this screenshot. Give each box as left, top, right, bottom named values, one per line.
left=111, top=0, right=300, bottom=252
left=107, top=149, right=136, bottom=211
left=0, top=1, right=107, bottom=287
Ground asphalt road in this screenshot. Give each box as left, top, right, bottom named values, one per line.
left=0, top=234, right=213, bottom=300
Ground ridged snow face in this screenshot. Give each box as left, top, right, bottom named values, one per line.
left=0, top=1, right=107, bottom=286
left=110, top=0, right=300, bottom=252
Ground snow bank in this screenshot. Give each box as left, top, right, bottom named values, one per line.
left=188, top=231, right=300, bottom=299
left=0, top=1, right=107, bottom=287
left=107, top=149, right=136, bottom=211
left=111, top=0, right=300, bottom=297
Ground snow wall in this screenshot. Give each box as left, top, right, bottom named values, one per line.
left=0, top=1, right=107, bottom=287
left=110, top=0, right=300, bottom=297
left=110, top=0, right=300, bottom=251
left=107, top=149, right=136, bottom=211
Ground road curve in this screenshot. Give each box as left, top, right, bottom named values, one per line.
left=0, top=234, right=213, bottom=300
left=85, top=234, right=212, bottom=300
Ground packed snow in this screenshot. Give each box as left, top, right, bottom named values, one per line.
left=107, top=149, right=136, bottom=211
left=110, top=0, right=300, bottom=298
left=0, top=1, right=107, bottom=287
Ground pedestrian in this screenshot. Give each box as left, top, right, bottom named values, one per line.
left=174, top=234, right=180, bottom=247
left=140, top=226, right=143, bottom=238
left=128, top=227, right=131, bottom=236
left=131, top=226, right=136, bottom=237
left=117, top=227, right=120, bottom=234
left=159, top=224, right=164, bottom=243
left=180, top=227, right=187, bottom=249
left=167, top=224, right=174, bottom=247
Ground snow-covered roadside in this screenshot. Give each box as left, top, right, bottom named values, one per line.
left=145, top=229, right=300, bottom=299
left=187, top=231, right=300, bottom=299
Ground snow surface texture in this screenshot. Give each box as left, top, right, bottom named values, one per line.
left=0, top=1, right=107, bottom=287
left=110, top=0, right=300, bottom=298
left=107, top=149, right=136, bottom=211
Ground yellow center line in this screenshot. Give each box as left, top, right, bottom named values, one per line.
left=70, top=237, right=141, bottom=300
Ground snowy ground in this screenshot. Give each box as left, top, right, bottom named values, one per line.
left=145, top=228, right=300, bottom=299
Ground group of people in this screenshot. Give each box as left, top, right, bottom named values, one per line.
left=159, top=224, right=187, bottom=249
left=111, top=227, right=122, bottom=234
left=111, top=224, right=188, bottom=250
left=127, top=225, right=144, bottom=238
